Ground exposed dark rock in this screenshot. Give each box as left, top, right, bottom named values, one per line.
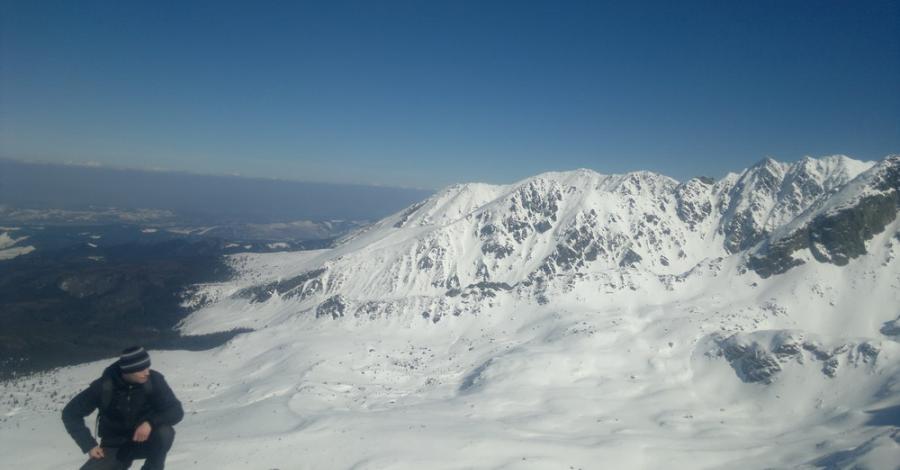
left=453, top=281, right=515, bottom=299
left=476, top=263, right=490, bottom=281
left=481, top=240, right=514, bottom=258
left=459, top=358, right=494, bottom=392
left=719, top=338, right=782, bottom=384
left=515, top=182, right=562, bottom=221
left=619, top=248, right=643, bottom=268
left=355, top=301, right=398, bottom=320
left=446, top=274, right=460, bottom=290
left=675, top=185, right=713, bottom=229
left=808, top=194, right=898, bottom=265
left=394, top=201, right=427, bottom=228
left=417, top=256, right=434, bottom=270
left=880, top=317, right=900, bottom=337
left=856, top=342, right=880, bottom=364
left=232, top=282, right=271, bottom=302
left=714, top=331, right=881, bottom=383
left=746, top=231, right=808, bottom=278
left=546, top=244, right=580, bottom=272
left=873, top=155, right=900, bottom=192
left=822, top=357, right=840, bottom=378
left=802, top=342, right=833, bottom=361
left=773, top=337, right=804, bottom=360
left=533, top=210, right=648, bottom=280
left=722, top=210, right=769, bottom=254
left=477, top=180, right=563, bottom=259
left=504, top=219, right=532, bottom=243
left=316, top=295, right=347, bottom=319
left=534, top=220, right=553, bottom=233
left=234, top=268, right=326, bottom=303
left=468, top=281, right=513, bottom=291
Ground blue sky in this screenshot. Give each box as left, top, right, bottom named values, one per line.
left=1, top=0, right=898, bottom=189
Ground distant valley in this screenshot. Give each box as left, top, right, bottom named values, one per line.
left=0, top=223, right=337, bottom=380
left=0, top=158, right=432, bottom=379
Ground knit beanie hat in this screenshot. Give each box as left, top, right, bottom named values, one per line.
left=119, top=346, right=151, bottom=373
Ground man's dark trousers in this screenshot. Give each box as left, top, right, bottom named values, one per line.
left=78, top=424, right=175, bottom=470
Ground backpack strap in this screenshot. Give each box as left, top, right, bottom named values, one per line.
left=143, top=376, right=153, bottom=396
left=94, top=378, right=113, bottom=440
left=100, top=378, right=114, bottom=413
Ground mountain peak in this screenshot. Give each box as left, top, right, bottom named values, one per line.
left=257, top=155, right=892, bottom=321
left=715, top=155, right=874, bottom=253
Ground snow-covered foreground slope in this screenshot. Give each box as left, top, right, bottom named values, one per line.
left=2, top=156, right=899, bottom=469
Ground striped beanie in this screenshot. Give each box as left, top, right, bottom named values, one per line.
left=119, top=346, right=151, bottom=373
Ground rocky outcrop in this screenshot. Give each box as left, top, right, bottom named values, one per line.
left=477, top=178, right=564, bottom=259
left=747, top=157, right=899, bottom=277
left=719, top=159, right=787, bottom=253
left=446, top=281, right=514, bottom=299
left=675, top=177, right=714, bottom=230
left=233, top=268, right=326, bottom=303
left=534, top=210, right=619, bottom=276
left=316, top=295, right=348, bottom=319
left=394, top=201, right=427, bottom=229
left=715, top=332, right=786, bottom=384
left=807, top=194, right=898, bottom=265
left=880, top=317, right=900, bottom=337
left=709, top=330, right=881, bottom=384
left=746, top=231, right=809, bottom=278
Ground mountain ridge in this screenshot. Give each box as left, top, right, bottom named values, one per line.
left=186, top=155, right=890, bottom=326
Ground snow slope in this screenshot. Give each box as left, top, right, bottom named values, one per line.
left=1, top=155, right=898, bottom=469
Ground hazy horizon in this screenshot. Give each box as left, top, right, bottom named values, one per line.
left=0, top=158, right=433, bottom=224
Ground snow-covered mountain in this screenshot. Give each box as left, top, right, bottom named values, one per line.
left=183, top=154, right=883, bottom=325
left=2, top=155, right=899, bottom=469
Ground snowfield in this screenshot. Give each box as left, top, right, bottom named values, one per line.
left=1, top=156, right=899, bottom=469
left=0, top=231, right=35, bottom=260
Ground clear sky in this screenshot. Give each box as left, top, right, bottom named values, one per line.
left=1, top=0, right=898, bottom=189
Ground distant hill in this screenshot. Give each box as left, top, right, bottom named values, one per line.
left=0, top=159, right=433, bottom=224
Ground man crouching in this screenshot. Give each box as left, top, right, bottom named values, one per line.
left=62, top=346, right=184, bottom=470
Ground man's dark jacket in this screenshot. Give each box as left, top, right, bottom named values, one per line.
left=62, top=361, right=184, bottom=453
